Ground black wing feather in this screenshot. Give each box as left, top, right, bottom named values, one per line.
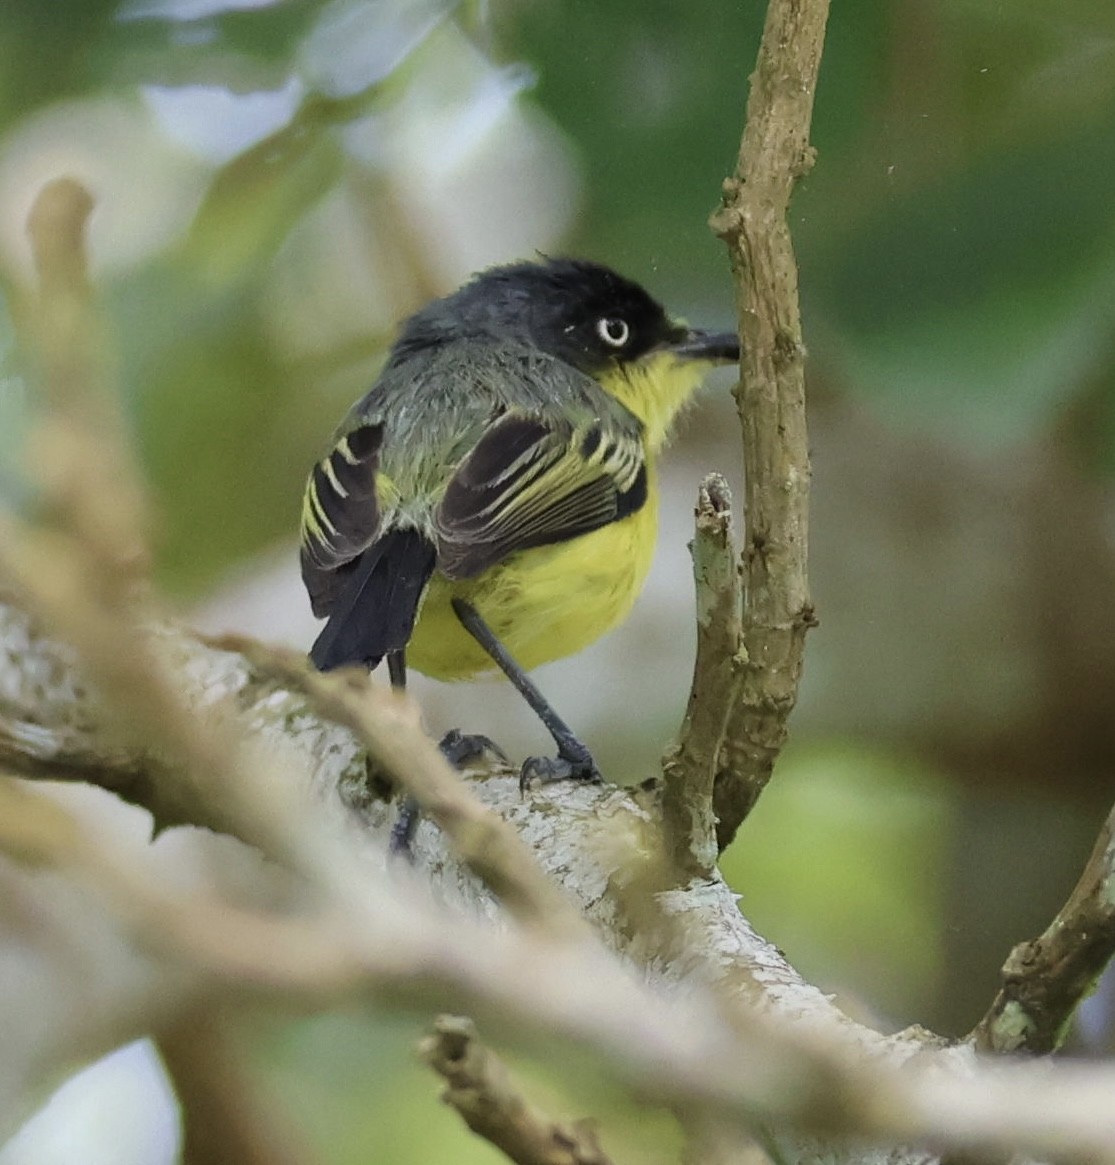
left=309, top=528, right=437, bottom=671
left=301, top=423, right=384, bottom=617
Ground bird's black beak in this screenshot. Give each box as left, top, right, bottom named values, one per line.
left=669, top=328, right=741, bottom=364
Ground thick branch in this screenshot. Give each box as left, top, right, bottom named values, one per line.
left=0, top=598, right=933, bottom=1157
left=0, top=596, right=836, bottom=1017
left=709, top=0, right=826, bottom=847
left=213, top=636, right=588, bottom=940
left=970, top=799, right=1115, bottom=1053
left=16, top=601, right=1115, bottom=1165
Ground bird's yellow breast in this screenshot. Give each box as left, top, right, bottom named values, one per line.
left=407, top=473, right=660, bottom=681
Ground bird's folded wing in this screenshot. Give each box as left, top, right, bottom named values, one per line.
left=300, top=423, right=383, bottom=616
left=435, top=412, right=647, bottom=580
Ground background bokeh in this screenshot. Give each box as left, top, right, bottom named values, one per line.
left=3, top=1, right=1115, bottom=1161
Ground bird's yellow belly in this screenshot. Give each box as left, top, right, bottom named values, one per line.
left=407, top=495, right=659, bottom=681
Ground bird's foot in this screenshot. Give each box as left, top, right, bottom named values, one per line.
left=390, top=732, right=507, bottom=861
left=389, top=796, right=419, bottom=862
left=519, top=741, right=601, bottom=791
left=439, top=728, right=508, bottom=769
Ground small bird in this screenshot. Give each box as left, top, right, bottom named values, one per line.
left=301, top=257, right=739, bottom=783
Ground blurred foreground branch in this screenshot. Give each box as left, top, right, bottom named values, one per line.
left=420, top=1015, right=614, bottom=1165
left=12, top=605, right=1115, bottom=1162
left=219, top=635, right=586, bottom=940
left=158, top=1012, right=320, bottom=1165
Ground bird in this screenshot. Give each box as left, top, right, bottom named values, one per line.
left=300, top=256, right=739, bottom=785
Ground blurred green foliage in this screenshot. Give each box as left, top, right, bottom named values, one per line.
left=258, top=1009, right=682, bottom=1165
left=3, top=0, right=1113, bottom=582
left=721, top=743, right=955, bottom=1022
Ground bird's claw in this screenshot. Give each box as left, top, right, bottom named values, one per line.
left=391, top=732, right=509, bottom=861
left=439, top=728, right=509, bottom=769
left=519, top=750, right=601, bottom=792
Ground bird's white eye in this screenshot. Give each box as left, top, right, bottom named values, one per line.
left=596, top=317, right=630, bottom=348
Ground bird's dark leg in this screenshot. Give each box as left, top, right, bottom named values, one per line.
left=384, top=650, right=420, bottom=857
left=386, top=650, right=407, bottom=689
left=450, top=597, right=601, bottom=787
left=384, top=652, right=507, bottom=856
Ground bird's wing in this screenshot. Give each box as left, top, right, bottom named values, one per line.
left=434, top=411, right=647, bottom=580
left=301, top=339, right=647, bottom=628
left=299, top=423, right=384, bottom=617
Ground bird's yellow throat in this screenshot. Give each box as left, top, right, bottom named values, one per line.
left=599, top=351, right=715, bottom=452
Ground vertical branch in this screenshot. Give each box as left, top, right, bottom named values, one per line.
left=24, top=177, right=149, bottom=579
left=709, top=0, right=828, bottom=849
left=661, top=474, right=741, bottom=876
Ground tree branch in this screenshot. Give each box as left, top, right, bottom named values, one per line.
left=709, top=0, right=827, bottom=847
left=970, top=798, right=1115, bottom=1053
left=17, top=600, right=1115, bottom=1164
left=419, top=1015, right=615, bottom=1165
left=662, top=474, right=742, bottom=875
left=210, top=636, right=588, bottom=940
left=158, top=1010, right=321, bottom=1165
left=0, top=173, right=1090, bottom=1165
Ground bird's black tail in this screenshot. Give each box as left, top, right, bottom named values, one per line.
left=310, top=528, right=437, bottom=672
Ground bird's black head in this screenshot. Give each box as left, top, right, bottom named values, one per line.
left=389, top=257, right=710, bottom=375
